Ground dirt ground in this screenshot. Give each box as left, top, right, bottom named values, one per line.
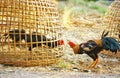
left=0, top=71, right=120, bottom=78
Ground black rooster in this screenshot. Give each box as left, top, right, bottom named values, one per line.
left=2, top=29, right=64, bottom=51
left=68, top=31, right=120, bottom=68
left=26, top=34, right=64, bottom=51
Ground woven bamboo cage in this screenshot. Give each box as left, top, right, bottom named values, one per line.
left=0, top=0, right=64, bottom=66
left=103, top=0, right=120, bottom=41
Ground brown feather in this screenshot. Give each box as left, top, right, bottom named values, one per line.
left=93, top=39, right=102, bottom=47
left=72, top=44, right=80, bottom=54
left=68, top=40, right=80, bottom=54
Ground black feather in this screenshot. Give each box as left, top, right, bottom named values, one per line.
left=101, top=31, right=120, bottom=53
left=3, top=29, right=25, bottom=42
left=79, top=40, right=102, bottom=60
left=26, top=34, right=60, bottom=51
left=83, top=40, right=98, bottom=51
left=101, top=30, right=109, bottom=38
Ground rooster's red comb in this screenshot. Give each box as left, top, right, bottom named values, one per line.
left=67, top=40, right=75, bottom=48
left=58, top=39, right=64, bottom=45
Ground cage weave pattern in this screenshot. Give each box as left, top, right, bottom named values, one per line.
left=0, top=0, right=63, bottom=66
left=103, top=0, right=120, bottom=41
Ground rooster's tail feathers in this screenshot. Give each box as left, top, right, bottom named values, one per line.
left=101, top=30, right=109, bottom=38
left=102, top=37, right=120, bottom=53
left=101, top=30, right=120, bottom=53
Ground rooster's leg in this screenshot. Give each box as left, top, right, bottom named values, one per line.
left=88, top=58, right=98, bottom=69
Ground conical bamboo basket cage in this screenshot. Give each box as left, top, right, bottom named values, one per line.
left=0, top=0, right=64, bottom=66
left=103, top=0, right=120, bottom=41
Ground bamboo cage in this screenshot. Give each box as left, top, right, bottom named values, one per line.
left=0, top=0, right=64, bottom=66
left=103, top=0, right=120, bottom=41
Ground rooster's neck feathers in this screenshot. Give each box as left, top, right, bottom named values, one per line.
left=93, top=39, right=102, bottom=47
left=67, top=41, right=80, bottom=54
left=72, top=44, right=80, bottom=54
